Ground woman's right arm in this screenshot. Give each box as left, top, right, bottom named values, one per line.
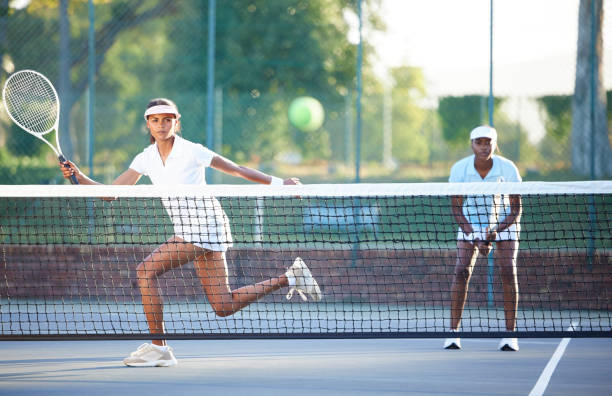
left=59, top=160, right=142, bottom=185
left=111, top=168, right=142, bottom=185
left=451, top=195, right=473, bottom=236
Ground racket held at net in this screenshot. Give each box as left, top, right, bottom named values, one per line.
left=2, top=69, right=78, bottom=184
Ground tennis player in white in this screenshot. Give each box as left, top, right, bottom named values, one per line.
left=444, top=125, right=522, bottom=352
left=59, top=98, right=322, bottom=367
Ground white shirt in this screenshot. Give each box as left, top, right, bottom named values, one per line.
left=128, top=135, right=232, bottom=251
left=449, top=154, right=521, bottom=232
left=129, top=135, right=215, bottom=185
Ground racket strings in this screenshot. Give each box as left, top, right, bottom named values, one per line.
left=4, top=73, right=58, bottom=134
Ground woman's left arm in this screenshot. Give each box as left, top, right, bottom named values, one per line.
left=210, top=155, right=300, bottom=185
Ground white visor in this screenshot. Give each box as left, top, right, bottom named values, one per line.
left=144, top=105, right=181, bottom=120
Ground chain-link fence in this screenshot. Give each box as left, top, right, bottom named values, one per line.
left=0, top=0, right=610, bottom=184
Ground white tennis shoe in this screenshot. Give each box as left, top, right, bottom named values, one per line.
left=443, top=329, right=461, bottom=349
left=285, top=257, right=322, bottom=302
left=498, top=337, right=519, bottom=351
left=123, top=343, right=178, bottom=367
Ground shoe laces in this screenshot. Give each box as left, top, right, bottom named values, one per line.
left=130, top=343, right=153, bottom=357
left=130, top=343, right=171, bottom=357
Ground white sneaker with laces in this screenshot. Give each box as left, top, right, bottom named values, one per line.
left=444, top=329, right=461, bottom=350
left=498, top=337, right=519, bottom=351
left=285, top=257, right=322, bottom=302
left=123, top=343, right=178, bottom=367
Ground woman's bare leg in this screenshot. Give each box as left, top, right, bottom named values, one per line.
left=193, top=250, right=289, bottom=317
left=136, top=236, right=204, bottom=345
left=450, top=240, right=479, bottom=330
left=495, top=240, right=519, bottom=331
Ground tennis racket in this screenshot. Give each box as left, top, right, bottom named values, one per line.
left=2, top=69, right=78, bottom=184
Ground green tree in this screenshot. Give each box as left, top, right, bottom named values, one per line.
left=537, top=95, right=572, bottom=142
left=0, top=0, right=178, bottom=163
left=213, top=1, right=360, bottom=162
left=357, top=66, right=432, bottom=166
left=2, top=0, right=385, bottom=183
left=536, top=95, right=572, bottom=167
left=388, top=66, right=429, bottom=164
left=91, top=0, right=375, bottom=168
left=438, top=95, right=503, bottom=147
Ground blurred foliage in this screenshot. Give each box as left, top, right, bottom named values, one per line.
left=5, top=123, right=46, bottom=157
left=537, top=95, right=572, bottom=142
left=0, top=145, right=62, bottom=184
left=536, top=95, right=573, bottom=168
left=386, top=67, right=430, bottom=164
left=536, top=91, right=612, bottom=176
left=438, top=95, right=503, bottom=147
left=0, top=0, right=609, bottom=184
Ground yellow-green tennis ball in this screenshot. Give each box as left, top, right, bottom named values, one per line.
left=288, top=96, right=325, bottom=132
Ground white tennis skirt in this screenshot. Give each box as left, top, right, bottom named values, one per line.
left=162, top=197, right=233, bottom=252
left=457, top=223, right=520, bottom=242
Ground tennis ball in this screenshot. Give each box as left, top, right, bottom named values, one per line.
left=288, top=96, right=325, bottom=132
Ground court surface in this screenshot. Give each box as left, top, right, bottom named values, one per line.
left=1, top=337, right=611, bottom=395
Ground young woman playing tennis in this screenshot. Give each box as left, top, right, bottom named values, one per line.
left=59, top=98, right=322, bottom=367
left=444, top=125, right=522, bottom=352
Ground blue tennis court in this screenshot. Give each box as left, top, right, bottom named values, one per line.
left=1, top=337, right=611, bottom=396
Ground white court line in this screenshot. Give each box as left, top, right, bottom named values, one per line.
left=528, top=323, right=577, bottom=396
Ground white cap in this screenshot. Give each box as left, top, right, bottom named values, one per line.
left=470, top=125, right=497, bottom=141
left=144, top=105, right=181, bottom=120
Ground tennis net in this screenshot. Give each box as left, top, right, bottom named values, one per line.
left=1, top=182, right=610, bottom=340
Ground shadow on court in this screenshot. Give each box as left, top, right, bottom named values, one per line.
left=0, top=338, right=611, bottom=396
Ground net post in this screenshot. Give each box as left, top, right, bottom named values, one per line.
left=487, top=248, right=494, bottom=308
left=488, top=0, right=494, bottom=126
left=87, top=0, right=95, bottom=243
left=354, top=0, right=363, bottom=183
left=87, top=0, right=95, bottom=178
left=586, top=0, right=599, bottom=270
left=351, top=196, right=365, bottom=268
left=205, top=0, right=216, bottom=183
left=587, top=195, right=597, bottom=270
left=254, top=197, right=264, bottom=246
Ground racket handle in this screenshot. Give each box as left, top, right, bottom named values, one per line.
left=58, top=155, right=79, bottom=185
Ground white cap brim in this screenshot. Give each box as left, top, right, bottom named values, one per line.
left=470, top=125, right=497, bottom=141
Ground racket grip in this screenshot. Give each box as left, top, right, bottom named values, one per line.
left=58, top=155, right=79, bottom=185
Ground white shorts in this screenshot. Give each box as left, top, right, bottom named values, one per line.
left=162, top=197, right=233, bottom=252
left=457, top=223, right=520, bottom=242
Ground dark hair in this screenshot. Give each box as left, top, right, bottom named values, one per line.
left=145, top=98, right=181, bottom=144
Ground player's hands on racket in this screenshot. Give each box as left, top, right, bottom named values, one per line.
left=283, top=177, right=301, bottom=185
left=484, top=226, right=498, bottom=243
left=59, top=159, right=118, bottom=201
left=476, top=226, right=497, bottom=256
left=2, top=70, right=78, bottom=184
left=58, top=160, right=81, bottom=183
left=281, top=177, right=302, bottom=199
left=462, top=224, right=493, bottom=256
left=476, top=239, right=493, bottom=256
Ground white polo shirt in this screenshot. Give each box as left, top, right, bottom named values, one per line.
left=129, top=135, right=232, bottom=251
left=449, top=154, right=521, bottom=239
left=129, top=135, right=215, bottom=185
